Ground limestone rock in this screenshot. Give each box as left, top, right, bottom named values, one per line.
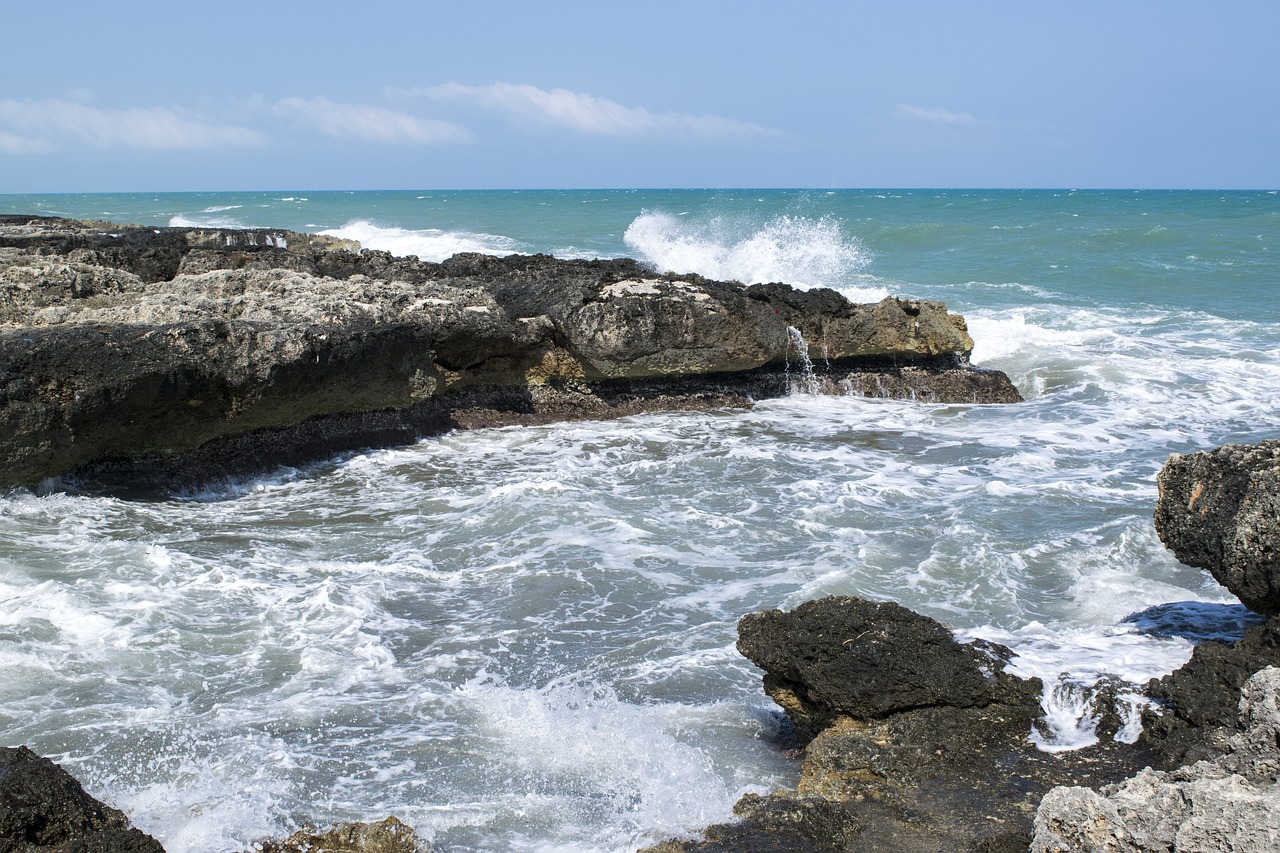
left=1154, top=440, right=1280, bottom=615
left=1031, top=667, right=1280, bottom=853
left=254, top=817, right=426, bottom=853
left=0, top=746, right=164, bottom=853
left=0, top=217, right=1019, bottom=491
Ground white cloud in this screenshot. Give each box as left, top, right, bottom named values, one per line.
left=274, top=97, right=469, bottom=145
left=0, top=129, right=47, bottom=153
left=896, top=104, right=978, bottom=124
left=0, top=99, right=265, bottom=150
left=416, top=82, right=776, bottom=138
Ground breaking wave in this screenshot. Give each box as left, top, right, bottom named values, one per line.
left=623, top=211, right=885, bottom=300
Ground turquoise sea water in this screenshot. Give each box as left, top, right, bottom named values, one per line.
left=1, top=189, right=1278, bottom=851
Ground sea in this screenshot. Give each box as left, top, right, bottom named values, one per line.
left=1, top=189, right=1278, bottom=852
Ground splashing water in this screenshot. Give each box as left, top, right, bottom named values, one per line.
left=785, top=327, right=819, bottom=395
left=319, top=220, right=524, bottom=262
left=623, top=211, right=883, bottom=299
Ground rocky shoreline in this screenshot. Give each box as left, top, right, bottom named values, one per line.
left=6, top=440, right=1278, bottom=852
left=4, top=216, right=1278, bottom=852
left=0, top=215, right=1017, bottom=492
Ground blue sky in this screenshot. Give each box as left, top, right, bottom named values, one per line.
left=3, top=1, right=1277, bottom=191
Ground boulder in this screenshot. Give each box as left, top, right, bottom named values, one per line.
left=1032, top=667, right=1280, bottom=853
left=736, top=596, right=1040, bottom=738
left=1154, top=440, right=1280, bottom=615
left=0, top=746, right=163, bottom=853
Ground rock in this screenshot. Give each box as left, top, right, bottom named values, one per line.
left=1142, top=616, right=1280, bottom=767
left=1031, top=667, right=1280, bottom=853
left=653, top=597, right=1149, bottom=853
left=253, top=817, right=426, bottom=853
left=0, top=217, right=1020, bottom=491
left=736, top=596, right=1041, bottom=738
left=1154, top=440, right=1280, bottom=614
left=0, top=746, right=164, bottom=853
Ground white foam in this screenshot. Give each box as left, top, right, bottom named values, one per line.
left=318, top=220, right=523, bottom=261
left=961, top=621, right=1197, bottom=752
left=168, top=214, right=247, bottom=230
left=622, top=210, right=882, bottom=297
left=456, top=676, right=762, bottom=849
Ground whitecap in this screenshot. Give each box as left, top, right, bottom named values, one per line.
left=319, top=220, right=523, bottom=262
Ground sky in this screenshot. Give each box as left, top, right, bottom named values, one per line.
left=2, top=1, right=1277, bottom=192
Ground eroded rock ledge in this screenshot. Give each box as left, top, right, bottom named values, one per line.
left=0, top=215, right=1019, bottom=491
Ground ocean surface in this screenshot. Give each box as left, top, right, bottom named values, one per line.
left=1, top=189, right=1278, bottom=852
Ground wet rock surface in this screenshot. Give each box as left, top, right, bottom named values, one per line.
left=646, top=596, right=1152, bottom=853
left=252, top=817, right=428, bottom=853
left=736, top=596, right=1041, bottom=738
left=0, top=746, right=163, bottom=853
left=1032, top=667, right=1280, bottom=853
left=1154, top=440, right=1280, bottom=615
left=0, top=215, right=1020, bottom=491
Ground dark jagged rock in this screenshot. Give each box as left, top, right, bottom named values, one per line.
left=736, top=596, right=1041, bottom=738
left=1141, top=616, right=1280, bottom=768
left=1154, top=440, right=1280, bottom=615
left=648, top=597, right=1149, bottom=853
left=0, top=216, right=1020, bottom=491
left=0, top=746, right=163, bottom=853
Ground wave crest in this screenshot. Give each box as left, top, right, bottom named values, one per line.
left=623, top=211, right=882, bottom=299
left=319, top=220, right=523, bottom=262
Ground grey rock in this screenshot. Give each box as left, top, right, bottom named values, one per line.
left=1154, top=440, right=1280, bottom=615
left=0, top=217, right=1021, bottom=491
left=1031, top=667, right=1280, bottom=853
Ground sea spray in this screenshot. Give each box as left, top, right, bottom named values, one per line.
left=623, top=210, right=882, bottom=298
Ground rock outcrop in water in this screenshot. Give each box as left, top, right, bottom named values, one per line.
left=1153, top=440, right=1280, bottom=616
left=1022, top=439, right=1280, bottom=851
left=0, top=215, right=1020, bottom=491
left=645, top=596, right=1152, bottom=853
left=651, top=439, right=1280, bottom=853
left=0, top=745, right=164, bottom=853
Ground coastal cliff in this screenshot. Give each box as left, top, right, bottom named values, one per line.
left=0, top=215, right=1018, bottom=491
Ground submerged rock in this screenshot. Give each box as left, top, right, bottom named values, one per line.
left=1154, top=440, right=1280, bottom=615
left=0, top=745, right=164, bottom=853
left=0, top=216, right=1020, bottom=491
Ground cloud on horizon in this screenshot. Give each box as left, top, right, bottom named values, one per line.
left=412, top=82, right=777, bottom=138
left=895, top=104, right=978, bottom=124
left=273, top=97, right=470, bottom=145
left=0, top=98, right=265, bottom=151
left=0, top=85, right=772, bottom=159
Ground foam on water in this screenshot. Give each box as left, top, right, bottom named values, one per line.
left=622, top=211, right=885, bottom=299
left=319, top=220, right=524, bottom=262
left=4, top=189, right=1280, bottom=850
